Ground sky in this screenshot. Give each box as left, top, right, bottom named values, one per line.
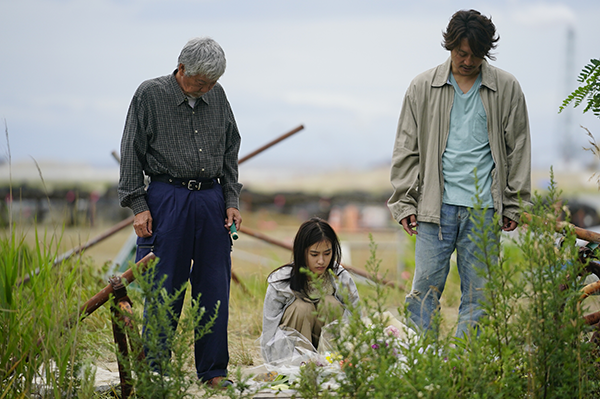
left=1, top=0, right=599, bottom=177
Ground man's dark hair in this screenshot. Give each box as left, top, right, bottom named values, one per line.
left=442, top=9, right=499, bottom=60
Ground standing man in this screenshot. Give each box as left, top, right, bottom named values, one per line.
left=388, top=10, right=531, bottom=338
left=118, top=37, right=242, bottom=388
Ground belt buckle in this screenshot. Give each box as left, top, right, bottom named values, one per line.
left=187, top=180, right=200, bottom=190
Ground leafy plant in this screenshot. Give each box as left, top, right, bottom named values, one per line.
left=112, top=259, right=218, bottom=398
left=516, top=172, right=595, bottom=397
left=294, top=360, right=335, bottom=399
left=286, top=173, right=600, bottom=398
left=559, top=58, right=600, bottom=118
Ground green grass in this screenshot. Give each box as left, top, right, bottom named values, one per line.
left=1, top=224, right=110, bottom=397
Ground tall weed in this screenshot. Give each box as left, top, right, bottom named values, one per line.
left=112, top=259, right=218, bottom=398
left=0, top=225, right=102, bottom=397
left=515, top=174, right=595, bottom=397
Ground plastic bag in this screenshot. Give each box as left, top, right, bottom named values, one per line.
left=261, top=326, right=319, bottom=367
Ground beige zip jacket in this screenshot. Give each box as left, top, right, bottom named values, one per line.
left=388, top=57, right=531, bottom=226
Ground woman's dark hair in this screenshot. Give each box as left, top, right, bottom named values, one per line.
left=272, top=217, right=342, bottom=293
left=442, top=9, right=499, bottom=60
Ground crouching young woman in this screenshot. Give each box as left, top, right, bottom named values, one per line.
left=261, top=217, right=360, bottom=364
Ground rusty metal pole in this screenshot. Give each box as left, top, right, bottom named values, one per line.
left=580, top=280, right=600, bottom=302
left=16, top=215, right=135, bottom=286
left=78, top=252, right=156, bottom=321
left=523, top=212, right=600, bottom=335
left=54, top=216, right=135, bottom=265
left=24, top=253, right=156, bottom=376
left=521, top=212, right=600, bottom=243
left=238, top=125, right=304, bottom=164
left=109, top=276, right=135, bottom=398
left=238, top=225, right=405, bottom=291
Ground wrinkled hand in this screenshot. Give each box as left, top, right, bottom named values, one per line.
left=133, top=210, right=153, bottom=237
left=502, top=216, right=518, bottom=232
left=225, top=208, right=242, bottom=231
left=400, top=214, right=418, bottom=236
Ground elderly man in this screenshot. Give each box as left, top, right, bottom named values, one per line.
left=388, top=10, right=531, bottom=338
left=118, top=37, right=242, bottom=388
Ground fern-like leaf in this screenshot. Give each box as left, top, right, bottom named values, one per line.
left=559, top=58, right=600, bottom=118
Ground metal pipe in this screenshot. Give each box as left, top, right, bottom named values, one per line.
left=78, top=252, right=156, bottom=320
left=111, top=150, right=121, bottom=165
left=238, top=125, right=304, bottom=164
left=522, top=212, right=600, bottom=243
left=16, top=216, right=135, bottom=286
left=27, top=253, right=156, bottom=369
left=581, top=280, right=600, bottom=302
left=55, top=216, right=136, bottom=265
left=109, top=276, right=134, bottom=398
left=238, top=225, right=405, bottom=291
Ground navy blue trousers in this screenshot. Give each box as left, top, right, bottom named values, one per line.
left=135, top=180, right=232, bottom=381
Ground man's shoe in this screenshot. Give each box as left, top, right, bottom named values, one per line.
left=205, top=376, right=233, bottom=390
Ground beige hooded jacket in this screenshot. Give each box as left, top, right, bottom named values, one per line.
left=388, top=57, right=531, bottom=226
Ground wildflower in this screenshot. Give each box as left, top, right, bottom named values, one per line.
left=325, top=352, right=342, bottom=364
left=384, top=325, right=401, bottom=338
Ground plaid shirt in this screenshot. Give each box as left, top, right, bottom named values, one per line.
left=118, top=71, right=242, bottom=215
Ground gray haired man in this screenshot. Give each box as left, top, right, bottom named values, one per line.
left=119, top=37, right=242, bottom=388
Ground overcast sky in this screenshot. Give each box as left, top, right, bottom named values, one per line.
left=1, top=0, right=599, bottom=176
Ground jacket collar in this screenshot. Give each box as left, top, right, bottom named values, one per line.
left=268, top=265, right=293, bottom=284
left=432, top=57, right=497, bottom=92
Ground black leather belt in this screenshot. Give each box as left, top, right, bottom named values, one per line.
left=150, top=174, right=215, bottom=191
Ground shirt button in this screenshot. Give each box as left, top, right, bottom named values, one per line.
left=202, top=168, right=205, bottom=172
left=199, top=149, right=202, bottom=152
left=194, top=130, right=198, bottom=134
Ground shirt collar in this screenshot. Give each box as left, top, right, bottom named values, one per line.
left=432, top=57, right=497, bottom=92
left=168, top=70, right=210, bottom=106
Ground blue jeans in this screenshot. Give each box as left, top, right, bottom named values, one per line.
left=406, top=204, right=497, bottom=338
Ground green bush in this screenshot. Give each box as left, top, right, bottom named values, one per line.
left=291, top=173, right=600, bottom=398
left=111, top=259, right=218, bottom=398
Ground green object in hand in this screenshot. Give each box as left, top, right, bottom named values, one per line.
left=229, top=223, right=239, bottom=240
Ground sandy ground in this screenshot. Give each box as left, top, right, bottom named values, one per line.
left=90, top=361, right=295, bottom=398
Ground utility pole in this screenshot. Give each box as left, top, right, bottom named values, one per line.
left=561, top=26, right=576, bottom=165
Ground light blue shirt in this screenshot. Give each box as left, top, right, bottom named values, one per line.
left=442, top=72, right=494, bottom=208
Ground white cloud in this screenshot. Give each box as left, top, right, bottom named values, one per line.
left=510, top=2, right=576, bottom=27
